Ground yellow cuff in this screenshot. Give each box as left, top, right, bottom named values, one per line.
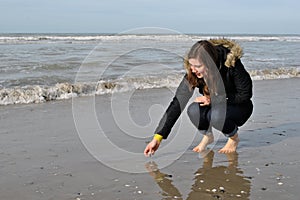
left=154, top=134, right=163, bottom=142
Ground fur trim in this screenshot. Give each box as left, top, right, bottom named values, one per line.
left=209, top=38, right=243, bottom=68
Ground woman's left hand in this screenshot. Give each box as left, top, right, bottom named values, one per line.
left=194, top=96, right=210, bottom=106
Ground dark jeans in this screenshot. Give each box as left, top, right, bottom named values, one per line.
left=187, top=101, right=253, bottom=137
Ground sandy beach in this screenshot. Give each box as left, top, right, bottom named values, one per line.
left=0, top=78, right=299, bottom=200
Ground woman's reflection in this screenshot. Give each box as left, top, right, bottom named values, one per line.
left=145, top=151, right=251, bottom=200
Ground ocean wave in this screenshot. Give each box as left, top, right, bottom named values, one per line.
left=0, top=68, right=299, bottom=106
left=0, top=34, right=191, bottom=44
left=1, top=34, right=300, bottom=44
left=224, top=36, right=300, bottom=42
left=0, top=74, right=182, bottom=106
left=249, top=67, right=300, bottom=80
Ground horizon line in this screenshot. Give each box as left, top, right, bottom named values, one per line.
left=0, top=32, right=299, bottom=36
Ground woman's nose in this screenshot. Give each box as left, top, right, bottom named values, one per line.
left=191, top=66, right=196, bottom=73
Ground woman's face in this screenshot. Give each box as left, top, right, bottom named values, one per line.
left=188, top=58, right=206, bottom=78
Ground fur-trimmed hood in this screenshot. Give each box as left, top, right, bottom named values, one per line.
left=209, top=39, right=243, bottom=68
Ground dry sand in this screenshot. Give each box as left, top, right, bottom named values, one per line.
left=0, top=78, right=299, bottom=200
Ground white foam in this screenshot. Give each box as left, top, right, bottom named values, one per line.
left=249, top=67, right=300, bottom=80
left=0, top=74, right=183, bottom=105
left=0, top=67, right=299, bottom=106
left=1, top=34, right=300, bottom=44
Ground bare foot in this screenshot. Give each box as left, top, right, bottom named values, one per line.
left=218, top=134, right=240, bottom=154
left=193, top=133, right=214, bottom=153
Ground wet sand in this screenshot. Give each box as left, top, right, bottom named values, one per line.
left=0, top=78, right=299, bottom=200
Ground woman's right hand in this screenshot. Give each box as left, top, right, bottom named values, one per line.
left=144, top=138, right=161, bottom=157
left=194, top=95, right=210, bottom=106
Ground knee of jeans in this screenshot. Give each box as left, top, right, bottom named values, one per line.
left=187, top=102, right=199, bottom=120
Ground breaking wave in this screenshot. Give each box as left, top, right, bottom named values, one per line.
left=0, top=67, right=299, bottom=106
left=1, top=34, right=300, bottom=44
left=249, top=67, right=300, bottom=80
left=0, top=74, right=182, bottom=106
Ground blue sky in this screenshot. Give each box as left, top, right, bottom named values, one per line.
left=0, top=0, right=299, bottom=34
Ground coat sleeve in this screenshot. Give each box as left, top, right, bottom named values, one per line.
left=154, top=75, right=194, bottom=139
left=226, top=59, right=253, bottom=104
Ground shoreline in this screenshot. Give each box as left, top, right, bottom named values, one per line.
left=1, top=76, right=299, bottom=106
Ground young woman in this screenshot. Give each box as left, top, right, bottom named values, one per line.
left=144, top=39, right=253, bottom=156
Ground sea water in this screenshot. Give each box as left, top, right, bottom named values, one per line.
left=0, top=33, right=299, bottom=105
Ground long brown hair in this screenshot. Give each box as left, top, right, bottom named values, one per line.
left=184, top=40, right=219, bottom=95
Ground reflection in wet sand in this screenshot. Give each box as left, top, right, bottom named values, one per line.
left=145, top=151, right=251, bottom=200
left=145, top=161, right=182, bottom=199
